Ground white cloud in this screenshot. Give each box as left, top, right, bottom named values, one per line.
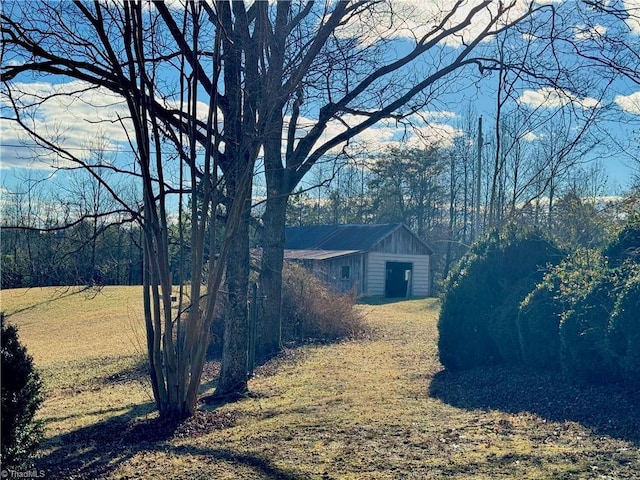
left=523, top=131, right=540, bottom=141
left=285, top=111, right=460, bottom=158
left=573, top=24, right=607, bottom=41
left=579, top=96, right=601, bottom=108
left=355, top=111, right=462, bottom=150
left=518, top=87, right=601, bottom=109
left=406, top=123, right=462, bottom=149
left=615, top=91, right=640, bottom=114
left=625, top=0, right=640, bottom=35
left=1, top=80, right=131, bottom=169
left=519, top=88, right=570, bottom=108
left=287, top=113, right=395, bottom=156
left=407, top=110, right=457, bottom=122
left=0, top=81, right=220, bottom=172
left=337, top=111, right=461, bottom=150
left=335, top=1, right=541, bottom=48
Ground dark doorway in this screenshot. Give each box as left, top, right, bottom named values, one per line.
left=385, top=262, right=413, bottom=298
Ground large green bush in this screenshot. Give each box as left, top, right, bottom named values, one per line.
left=603, top=219, right=640, bottom=268
left=440, top=218, right=640, bottom=391
left=437, top=231, right=501, bottom=370
left=438, top=226, right=564, bottom=371
left=1, top=313, right=44, bottom=470
left=606, top=266, right=640, bottom=388
left=557, top=223, right=640, bottom=386
left=518, top=249, right=604, bottom=372
left=518, top=276, right=564, bottom=371
left=559, top=268, right=622, bottom=384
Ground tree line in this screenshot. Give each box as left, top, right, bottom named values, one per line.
left=4, top=133, right=636, bottom=291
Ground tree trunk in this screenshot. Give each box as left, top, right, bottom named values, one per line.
left=257, top=191, right=288, bottom=361
left=214, top=184, right=252, bottom=399
left=256, top=103, right=289, bottom=360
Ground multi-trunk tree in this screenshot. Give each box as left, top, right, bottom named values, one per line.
left=2, top=0, right=255, bottom=417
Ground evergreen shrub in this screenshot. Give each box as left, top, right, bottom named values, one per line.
left=558, top=223, right=640, bottom=386
left=518, top=249, right=603, bottom=371
left=603, top=219, right=640, bottom=268
left=490, top=232, right=565, bottom=364
left=518, top=277, right=563, bottom=371
left=437, top=230, right=500, bottom=370
left=1, top=313, right=43, bottom=470
left=559, top=269, right=621, bottom=384
left=438, top=226, right=564, bottom=370
left=606, top=266, right=640, bottom=387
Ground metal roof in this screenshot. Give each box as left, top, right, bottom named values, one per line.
left=284, top=223, right=432, bottom=254
left=284, top=249, right=362, bottom=260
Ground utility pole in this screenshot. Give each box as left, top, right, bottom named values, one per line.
left=474, top=116, right=483, bottom=240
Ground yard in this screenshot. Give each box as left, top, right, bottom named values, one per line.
left=2, top=286, right=639, bottom=479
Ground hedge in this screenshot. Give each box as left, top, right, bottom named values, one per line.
left=559, top=269, right=621, bottom=384
left=438, top=226, right=565, bottom=370
left=518, top=249, right=605, bottom=372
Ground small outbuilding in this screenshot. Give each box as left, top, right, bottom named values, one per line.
left=284, top=223, right=433, bottom=298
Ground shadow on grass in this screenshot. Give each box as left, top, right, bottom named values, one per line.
left=429, top=365, right=640, bottom=445
left=36, top=400, right=307, bottom=480
left=36, top=402, right=157, bottom=479
left=358, top=296, right=428, bottom=305
left=6, top=285, right=103, bottom=316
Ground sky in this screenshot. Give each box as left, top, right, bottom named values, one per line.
left=1, top=0, right=639, bottom=203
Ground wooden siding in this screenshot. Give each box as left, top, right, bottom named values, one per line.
left=367, top=252, right=431, bottom=297
left=284, top=224, right=432, bottom=298
left=306, top=253, right=366, bottom=294
left=371, top=226, right=432, bottom=256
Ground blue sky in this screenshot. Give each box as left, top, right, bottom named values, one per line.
left=1, top=0, right=639, bottom=201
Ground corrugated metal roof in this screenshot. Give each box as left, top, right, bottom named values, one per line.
left=285, top=223, right=404, bottom=250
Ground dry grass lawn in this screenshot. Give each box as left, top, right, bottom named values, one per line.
left=1, top=287, right=638, bottom=479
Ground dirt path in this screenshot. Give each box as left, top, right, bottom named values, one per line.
left=202, top=298, right=454, bottom=479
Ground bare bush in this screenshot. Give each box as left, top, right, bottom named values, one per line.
left=281, top=262, right=368, bottom=344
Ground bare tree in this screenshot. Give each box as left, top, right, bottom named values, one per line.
left=1, top=0, right=253, bottom=417
left=253, top=0, right=562, bottom=360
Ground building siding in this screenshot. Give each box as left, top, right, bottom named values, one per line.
left=283, top=223, right=432, bottom=298
left=371, top=227, right=432, bottom=256
left=309, top=253, right=366, bottom=294
left=367, top=252, right=431, bottom=297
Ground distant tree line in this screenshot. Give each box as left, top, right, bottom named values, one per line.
left=0, top=221, right=143, bottom=289
left=2, top=142, right=638, bottom=291
left=287, top=136, right=639, bottom=289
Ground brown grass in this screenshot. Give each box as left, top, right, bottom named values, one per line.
left=1, top=288, right=638, bottom=479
